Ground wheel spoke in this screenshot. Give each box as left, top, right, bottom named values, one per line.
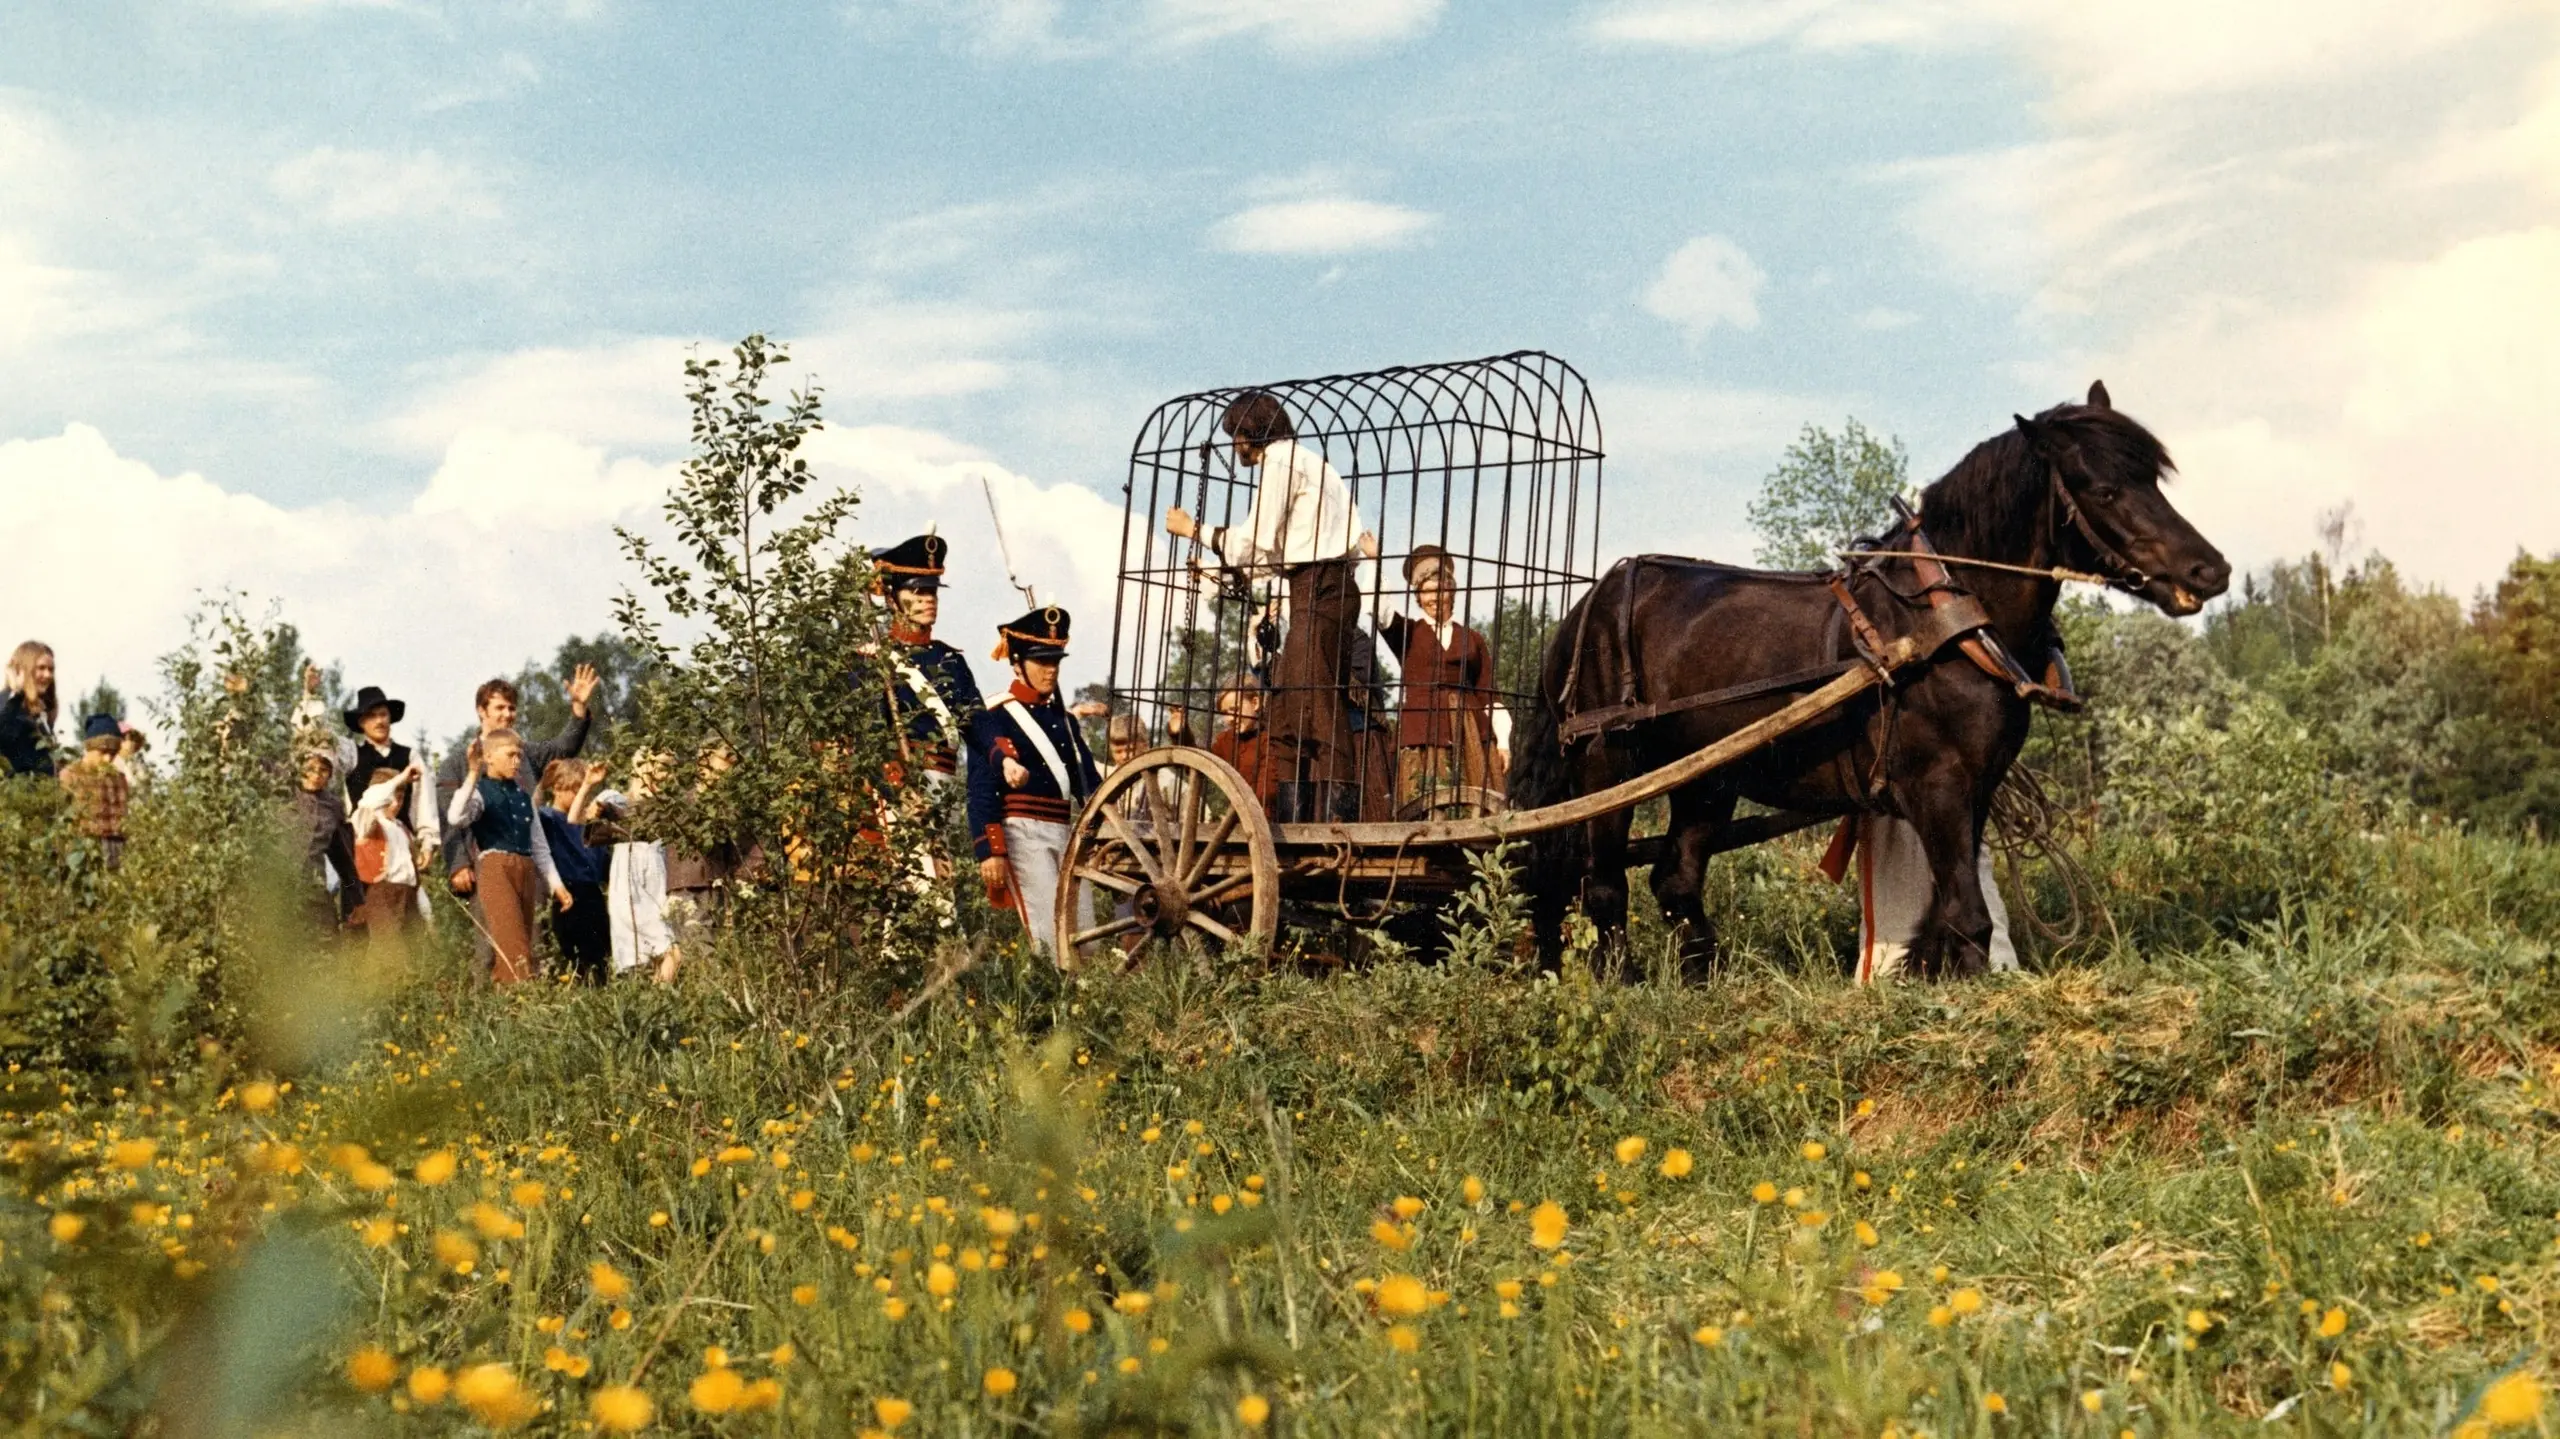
left=1181, top=809, right=1239, bottom=889
left=1072, top=915, right=1147, bottom=946
left=1192, top=872, right=1256, bottom=906
left=1185, top=910, right=1238, bottom=944
left=1174, top=775, right=1202, bottom=893
left=1099, top=803, right=1164, bottom=884
left=1074, top=867, right=1144, bottom=896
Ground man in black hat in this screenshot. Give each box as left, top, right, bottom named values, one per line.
left=298, top=668, right=440, bottom=871
left=967, top=605, right=1104, bottom=957
left=867, top=533, right=982, bottom=783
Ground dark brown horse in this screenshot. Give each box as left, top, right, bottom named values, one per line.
left=1509, top=383, right=2229, bottom=977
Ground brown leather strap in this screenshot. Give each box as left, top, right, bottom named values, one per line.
left=1826, top=575, right=1893, bottom=674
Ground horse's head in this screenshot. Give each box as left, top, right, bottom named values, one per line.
left=2015, top=381, right=2229, bottom=616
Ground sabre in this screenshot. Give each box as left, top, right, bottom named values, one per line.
left=980, top=473, right=1038, bottom=609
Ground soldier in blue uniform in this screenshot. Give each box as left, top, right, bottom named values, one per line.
left=868, top=533, right=982, bottom=783
left=967, top=605, right=1104, bottom=957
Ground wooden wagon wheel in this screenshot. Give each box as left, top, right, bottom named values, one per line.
left=1056, top=748, right=1279, bottom=962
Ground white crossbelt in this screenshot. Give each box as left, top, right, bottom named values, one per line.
left=893, top=654, right=961, bottom=749
left=998, top=699, right=1077, bottom=801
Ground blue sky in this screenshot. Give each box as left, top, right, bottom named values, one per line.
left=5, top=0, right=2556, bottom=737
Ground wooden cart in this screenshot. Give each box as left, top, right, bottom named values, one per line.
left=1057, top=350, right=1916, bottom=954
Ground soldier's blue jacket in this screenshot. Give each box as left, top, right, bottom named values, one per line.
left=876, top=629, right=982, bottom=775
left=966, top=680, right=1101, bottom=860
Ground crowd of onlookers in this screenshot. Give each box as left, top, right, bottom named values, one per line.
left=4, top=636, right=683, bottom=988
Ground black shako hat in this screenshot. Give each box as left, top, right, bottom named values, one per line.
left=993, top=605, right=1071, bottom=663
left=871, top=534, right=947, bottom=592
left=341, top=685, right=406, bottom=730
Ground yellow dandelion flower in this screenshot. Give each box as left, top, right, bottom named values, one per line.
left=1386, top=1324, right=1420, bottom=1353
left=431, top=1231, right=478, bottom=1273
left=454, top=1363, right=535, bottom=1427
left=2185, top=1309, right=2213, bottom=1334
left=1854, top=1220, right=1879, bottom=1247
left=2478, top=1275, right=2503, bottom=1294
left=2319, top=1307, right=2347, bottom=1338
left=983, top=1367, right=1018, bottom=1397
left=1462, top=1175, right=1485, bottom=1204
left=1949, top=1288, right=1983, bottom=1317
left=1063, top=1307, right=1094, bottom=1334
left=717, top=1145, right=756, bottom=1165
left=351, top=1161, right=395, bottom=1192
left=882, top=1296, right=909, bottom=1320
left=2330, top=1361, right=2352, bottom=1391
left=648, top=1211, right=669, bottom=1228
left=874, top=1397, right=914, bottom=1429
left=1852, top=1170, right=1872, bottom=1190
left=1984, top=1393, right=2007, bottom=1414
left=239, top=1080, right=279, bottom=1112
left=1370, top=1218, right=1411, bottom=1250
left=925, top=1261, right=958, bottom=1297
left=2481, top=1372, right=2544, bottom=1427
left=511, top=1181, right=546, bottom=1208
left=108, top=1138, right=156, bottom=1169
left=1494, top=1279, right=1523, bottom=1300
left=1927, top=1305, right=1953, bottom=1328
left=408, top=1365, right=451, bottom=1404
left=359, top=1215, right=395, bottom=1249
left=1797, top=1210, right=1829, bottom=1229
left=1528, top=1200, right=1569, bottom=1250
left=1692, top=1324, right=1723, bottom=1347
left=1659, top=1149, right=1694, bottom=1179
left=590, top=1384, right=654, bottom=1433
left=689, top=1367, right=745, bottom=1415
left=1114, top=1291, right=1152, bottom=1315
left=792, top=1283, right=819, bottom=1307
left=1614, top=1136, right=1647, bottom=1165
left=1392, top=1195, right=1426, bottom=1219
left=1237, top=1393, right=1271, bottom=1427
left=1783, top=1186, right=1806, bottom=1209
left=1800, top=1142, right=1826, bottom=1162
left=2081, top=1389, right=2104, bottom=1413
left=414, top=1151, right=457, bottom=1186
left=1377, top=1274, right=1429, bottom=1318
left=1751, top=1182, right=1778, bottom=1204
left=468, top=1202, right=523, bottom=1241
left=591, top=1261, right=632, bottom=1300
left=346, top=1346, right=398, bottom=1392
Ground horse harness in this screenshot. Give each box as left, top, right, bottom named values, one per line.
left=1554, top=520, right=2089, bottom=760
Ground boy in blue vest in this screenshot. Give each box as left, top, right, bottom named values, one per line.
left=967, top=605, right=1104, bottom=957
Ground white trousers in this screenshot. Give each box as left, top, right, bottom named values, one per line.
left=1002, top=817, right=1089, bottom=957
left=1855, top=815, right=2016, bottom=983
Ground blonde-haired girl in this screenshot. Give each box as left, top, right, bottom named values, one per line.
left=2, top=640, right=59, bottom=778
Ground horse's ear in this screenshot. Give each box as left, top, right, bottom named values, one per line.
left=2087, top=379, right=2112, bottom=410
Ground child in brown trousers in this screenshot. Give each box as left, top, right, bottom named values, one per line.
left=445, top=730, right=569, bottom=983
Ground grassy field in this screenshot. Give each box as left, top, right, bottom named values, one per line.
left=10, top=814, right=2560, bottom=1436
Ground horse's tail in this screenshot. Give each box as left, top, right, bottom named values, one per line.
left=1507, top=674, right=1582, bottom=962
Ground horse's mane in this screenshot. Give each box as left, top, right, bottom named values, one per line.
left=1917, top=403, right=2175, bottom=560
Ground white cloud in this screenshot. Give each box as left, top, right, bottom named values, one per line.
left=1857, top=306, right=1918, bottom=330
left=1144, top=0, right=1445, bottom=52
left=269, top=146, right=499, bottom=224
left=859, top=0, right=1442, bottom=59
left=1596, top=382, right=1845, bottom=560
left=389, top=340, right=697, bottom=454
left=0, top=423, right=666, bottom=742
left=1641, top=234, right=1766, bottom=338
left=1589, top=0, right=1987, bottom=52
left=1602, top=0, right=2560, bottom=592
left=1209, top=198, right=1436, bottom=256
left=0, top=417, right=1127, bottom=742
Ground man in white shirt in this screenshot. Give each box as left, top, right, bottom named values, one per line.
left=1164, top=390, right=1377, bottom=822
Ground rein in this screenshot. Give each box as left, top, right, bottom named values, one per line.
left=1829, top=551, right=2122, bottom=588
